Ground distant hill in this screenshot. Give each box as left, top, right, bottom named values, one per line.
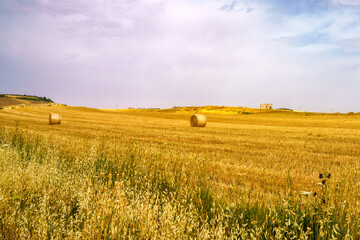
left=0, top=94, right=54, bottom=108
left=125, top=105, right=292, bottom=114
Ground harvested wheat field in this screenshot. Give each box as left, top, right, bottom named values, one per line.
left=0, top=105, right=360, bottom=239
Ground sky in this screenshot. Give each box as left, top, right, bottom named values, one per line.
left=0, top=0, right=359, bottom=112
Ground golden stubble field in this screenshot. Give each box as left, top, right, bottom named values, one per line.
left=1, top=105, right=360, bottom=199
left=0, top=105, right=360, bottom=238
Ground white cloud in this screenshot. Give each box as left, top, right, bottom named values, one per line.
left=331, top=0, right=360, bottom=6
left=0, top=0, right=360, bottom=111
left=337, top=38, right=360, bottom=52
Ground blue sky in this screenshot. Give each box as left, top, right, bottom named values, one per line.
left=0, top=0, right=359, bottom=112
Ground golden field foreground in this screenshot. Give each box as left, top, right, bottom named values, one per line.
left=0, top=105, right=360, bottom=239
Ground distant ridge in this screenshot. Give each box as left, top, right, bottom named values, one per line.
left=124, top=105, right=289, bottom=114
left=0, top=94, right=54, bottom=108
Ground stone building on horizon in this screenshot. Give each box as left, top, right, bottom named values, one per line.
left=260, top=103, right=273, bottom=110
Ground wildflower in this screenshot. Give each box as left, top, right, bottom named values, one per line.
left=300, top=191, right=313, bottom=196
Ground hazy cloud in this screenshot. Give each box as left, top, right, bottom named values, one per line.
left=331, top=0, right=360, bottom=6
left=0, top=0, right=359, bottom=112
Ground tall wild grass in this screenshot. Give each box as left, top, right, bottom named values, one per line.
left=0, top=127, right=359, bottom=239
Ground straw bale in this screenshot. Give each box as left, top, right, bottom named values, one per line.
left=190, top=114, right=207, bottom=127
left=49, top=113, right=61, bottom=125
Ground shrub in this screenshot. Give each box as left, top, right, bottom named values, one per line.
left=16, top=96, right=53, bottom=103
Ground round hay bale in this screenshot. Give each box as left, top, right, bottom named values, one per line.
left=190, top=114, right=207, bottom=127
left=49, top=113, right=61, bottom=125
